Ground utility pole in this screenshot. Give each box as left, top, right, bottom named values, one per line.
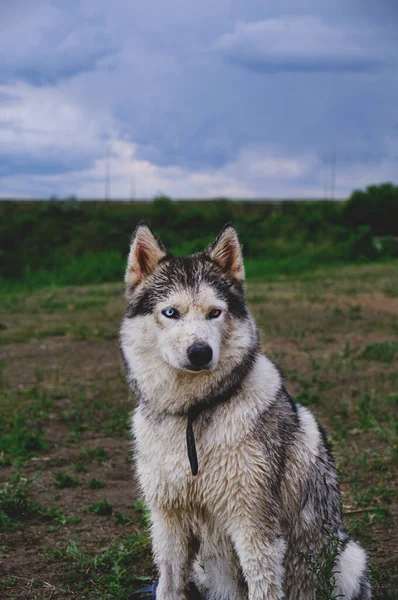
left=322, top=156, right=329, bottom=200
left=330, top=148, right=336, bottom=201
left=130, top=160, right=135, bottom=201
left=105, top=144, right=111, bottom=201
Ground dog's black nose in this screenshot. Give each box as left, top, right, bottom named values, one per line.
left=187, top=343, right=213, bottom=367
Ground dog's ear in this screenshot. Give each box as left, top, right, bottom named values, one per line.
left=125, top=222, right=166, bottom=286
left=208, top=223, right=245, bottom=281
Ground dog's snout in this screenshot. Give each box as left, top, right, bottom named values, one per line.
left=187, top=343, right=213, bottom=367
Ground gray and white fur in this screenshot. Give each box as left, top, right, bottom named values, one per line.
left=120, top=223, right=371, bottom=600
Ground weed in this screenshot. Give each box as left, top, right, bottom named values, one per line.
left=0, top=475, right=41, bottom=530
left=382, top=281, right=398, bottom=298
left=125, top=450, right=134, bottom=464
left=0, top=474, right=77, bottom=531
left=74, top=462, right=88, bottom=473
left=52, top=535, right=152, bottom=596
left=348, top=305, right=362, bottom=320
left=0, top=359, right=5, bottom=387
left=361, top=341, right=398, bottom=362
left=53, top=471, right=81, bottom=489
left=132, top=500, right=151, bottom=528
left=88, top=478, right=106, bottom=490
left=0, top=412, right=48, bottom=465
left=356, top=395, right=377, bottom=430
left=88, top=499, right=113, bottom=516
left=299, top=534, right=344, bottom=600
left=79, top=445, right=110, bottom=462
left=114, top=511, right=134, bottom=525
left=296, top=391, right=320, bottom=406
left=46, top=513, right=80, bottom=532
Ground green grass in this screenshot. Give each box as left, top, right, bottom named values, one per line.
left=0, top=249, right=395, bottom=295
left=0, top=261, right=396, bottom=599
left=50, top=535, right=152, bottom=598
left=88, top=478, right=106, bottom=490
left=0, top=474, right=79, bottom=531
left=361, top=341, right=398, bottom=362
left=79, top=446, right=110, bottom=463
left=299, top=534, right=343, bottom=600
left=88, top=499, right=113, bottom=516
left=0, top=412, right=49, bottom=465
left=53, top=471, right=81, bottom=489
left=0, top=251, right=125, bottom=293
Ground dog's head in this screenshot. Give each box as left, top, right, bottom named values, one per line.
left=122, top=222, right=249, bottom=374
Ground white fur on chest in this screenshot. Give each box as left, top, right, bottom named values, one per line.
left=132, top=355, right=281, bottom=512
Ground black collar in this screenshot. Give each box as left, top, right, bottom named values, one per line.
left=185, top=346, right=258, bottom=476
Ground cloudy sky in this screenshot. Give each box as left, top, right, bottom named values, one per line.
left=1, top=0, right=397, bottom=199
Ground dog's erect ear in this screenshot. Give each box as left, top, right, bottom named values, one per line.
left=208, top=223, right=245, bottom=281
left=125, top=223, right=166, bottom=286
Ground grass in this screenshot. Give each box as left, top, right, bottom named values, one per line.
left=79, top=446, right=110, bottom=463
left=53, top=471, right=81, bottom=489
left=0, top=413, right=48, bottom=465
left=0, top=474, right=80, bottom=532
left=49, top=535, right=152, bottom=598
left=88, top=499, right=113, bottom=516
left=361, top=341, right=398, bottom=362
left=88, top=478, right=106, bottom=490
left=299, top=534, right=343, bottom=600
left=0, top=245, right=396, bottom=294
left=0, top=260, right=396, bottom=598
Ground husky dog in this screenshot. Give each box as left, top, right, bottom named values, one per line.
left=120, top=223, right=371, bottom=600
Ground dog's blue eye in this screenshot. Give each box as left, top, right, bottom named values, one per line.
left=208, top=308, right=222, bottom=319
left=162, top=308, right=179, bottom=319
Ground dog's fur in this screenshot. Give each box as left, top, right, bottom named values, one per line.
left=120, top=223, right=371, bottom=600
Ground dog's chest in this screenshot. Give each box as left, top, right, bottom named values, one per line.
left=132, top=405, right=266, bottom=513
left=133, top=410, right=213, bottom=507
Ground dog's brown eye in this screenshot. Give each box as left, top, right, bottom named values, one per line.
left=208, top=308, right=222, bottom=319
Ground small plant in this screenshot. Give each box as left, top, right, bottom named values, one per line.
left=296, top=391, right=320, bottom=406
left=52, top=535, right=151, bottom=594
left=88, top=478, right=106, bottom=490
left=0, top=475, right=41, bottom=529
left=53, top=471, right=81, bottom=489
left=88, top=499, right=113, bottom=515
left=356, top=395, right=377, bottom=430
left=132, top=500, right=151, bottom=528
left=361, top=341, right=398, bottom=363
left=114, top=510, right=134, bottom=525
left=74, top=462, right=88, bottom=473
left=0, top=474, right=76, bottom=531
left=79, top=446, right=110, bottom=463
left=0, top=413, right=48, bottom=465
left=299, top=533, right=344, bottom=600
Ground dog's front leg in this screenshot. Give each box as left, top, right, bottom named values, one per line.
left=151, top=506, right=193, bottom=600
left=228, top=518, right=286, bottom=600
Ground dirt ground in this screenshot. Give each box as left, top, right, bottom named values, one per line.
left=0, top=262, right=397, bottom=599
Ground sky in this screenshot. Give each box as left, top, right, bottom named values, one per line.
left=1, top=0, right=397, bottom=199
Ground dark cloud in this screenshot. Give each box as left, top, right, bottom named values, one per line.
left=0, top=154, right=93, bottom=178
left=0, top=1, right=118, bottom=85
left=0, top=0, right=397, bottom=196
left=215, top=17, right=395, bottom=74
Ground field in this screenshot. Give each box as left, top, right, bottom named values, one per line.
left=0, top=261, right=397, bottom=599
